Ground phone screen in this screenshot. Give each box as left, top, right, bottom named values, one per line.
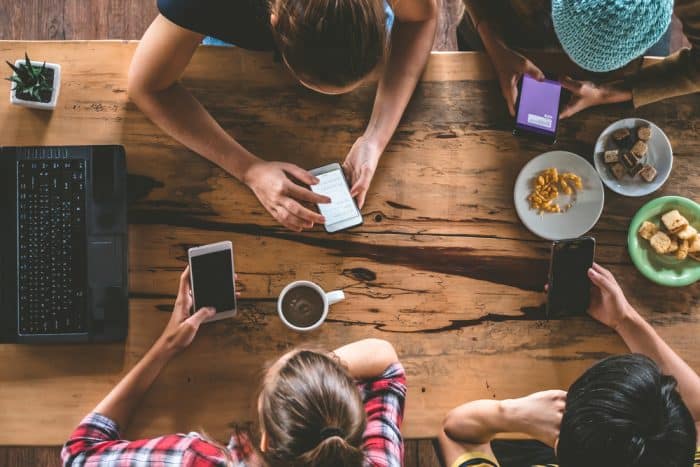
left=310, top=169, right=360, bottom=228
left=515, top=75, right=562, bottom=137
left=190, top=249, right=236, bottom=312
left=548, top=238, right=595, bottom=317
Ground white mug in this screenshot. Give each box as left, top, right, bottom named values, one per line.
left=277, top=281, right=345, bottom=332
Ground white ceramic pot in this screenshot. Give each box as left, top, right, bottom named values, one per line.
left=9, top=60, right=61, bottom=110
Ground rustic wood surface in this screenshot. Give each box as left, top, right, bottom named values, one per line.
left=0, top=41, right=699, bottom=450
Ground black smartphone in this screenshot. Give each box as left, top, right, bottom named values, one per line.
left=547, top=236, right=596, bottom=317
left=512, top=74, right=563, bottom=144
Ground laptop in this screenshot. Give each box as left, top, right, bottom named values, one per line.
left=0, top=145, right=128, bottom=343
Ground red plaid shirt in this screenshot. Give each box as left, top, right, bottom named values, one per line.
left=62, top=363, right=406, bottom=467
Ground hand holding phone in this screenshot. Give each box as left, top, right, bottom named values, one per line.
left=188, top=241, right=237, bottom=322
left=310, top=163, right=364, bottom=233
left=547, top=237, right=596, bottom=317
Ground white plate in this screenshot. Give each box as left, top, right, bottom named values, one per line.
left=514, top=151, right=605, bottom=241
left=593, top=118, right=673, bottom=197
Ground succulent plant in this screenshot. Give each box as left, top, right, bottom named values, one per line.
left=6, top=52, right=53, bottom=101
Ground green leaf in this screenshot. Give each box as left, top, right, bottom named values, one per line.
left=24, top=52, right=31, bottom=70
left=6, top=60, right=21, bottom=75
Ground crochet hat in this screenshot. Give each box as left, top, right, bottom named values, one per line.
left=551, top=0, right=673, bottom=72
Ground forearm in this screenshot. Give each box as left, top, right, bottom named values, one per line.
left=131, top=83, right=259, bottom=180
left=616, top=311, right=700, bottom=419
left=364, top=18, right=436, bottom=149
left=93, top=341, right=175, bottom=428
left=443, top=400, right=509, bottom=444
left=333, top=338, right=399, bottom=379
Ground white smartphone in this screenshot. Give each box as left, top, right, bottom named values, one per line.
left=187, top=241, right=237, bottom=322
left=309, top=163, right=363, bottom=233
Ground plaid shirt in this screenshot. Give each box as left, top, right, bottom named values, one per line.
left=62, top=363, right=406, bottom=467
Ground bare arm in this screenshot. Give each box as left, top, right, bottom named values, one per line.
left=343, top=0, right=437, bottom=207
left=587, top=263, right=700, bottom=425
left=93, top=268, right=217, bottom=427
left=332, top=338, right=399, bottom=380
left=128, top=15, right=329, bottom=231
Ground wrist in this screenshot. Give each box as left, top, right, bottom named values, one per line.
left=600, top=80, right=633, bottom=103
left=152, top=335, right=180, bottom=361
left=614, top=305, right=643, bottom=335
left=239, top=156, right=263, bottom=186
left=359, top=132, right=388, bottom=155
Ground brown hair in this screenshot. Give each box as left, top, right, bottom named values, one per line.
left=259, top=349, right=367, bottom=467
left=270, top=0, right=388, bottom=88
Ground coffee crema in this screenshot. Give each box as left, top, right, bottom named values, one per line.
left=281, top=285, right=325, bottom=328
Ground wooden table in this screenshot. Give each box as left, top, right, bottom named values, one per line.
left=0, top=41, right=698, bottom=446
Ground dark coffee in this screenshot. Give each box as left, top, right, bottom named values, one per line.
left=281, top=286, right=325, bottom=328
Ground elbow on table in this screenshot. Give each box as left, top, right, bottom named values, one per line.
left=364, top=338, right=400, bottom=365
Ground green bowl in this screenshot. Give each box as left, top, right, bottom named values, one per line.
left=628, top=196, right=700, bottom=287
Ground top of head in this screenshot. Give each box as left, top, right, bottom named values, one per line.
left=259, top=349, right=368, bottom=467
left=551, top=0, right=673, bottom=72
left=558, top=354, right=697, bottom=467
left=270, top=0, right=388, bottom=90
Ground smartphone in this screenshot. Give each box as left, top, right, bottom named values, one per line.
left=309, top=163, right=363, bottom=233
left=187, top=241, right=237, bottom=322
left=547, top=236, right=596, bottom=317
left=513, top=74, right=563, bottom=144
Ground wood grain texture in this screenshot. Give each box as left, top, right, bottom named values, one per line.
left=0, top=42, right=698, bottom=449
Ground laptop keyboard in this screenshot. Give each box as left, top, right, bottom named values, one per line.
left=17, top=159, right=88, bottom=335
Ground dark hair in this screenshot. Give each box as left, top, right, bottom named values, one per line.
left=558, top=354, right=696, bottom=467
left=270, top=0, right=388, bottom=88
left=259, top=349, right=367, bottom=466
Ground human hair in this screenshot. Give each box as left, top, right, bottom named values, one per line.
left=259, top=349, right=367, bottom=467
left=269, top=0, right=388, bottom=89
left=558, top=354, right=696, bottom=467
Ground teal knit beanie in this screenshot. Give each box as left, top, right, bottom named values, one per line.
left=551, top=0, right=673, bottom=72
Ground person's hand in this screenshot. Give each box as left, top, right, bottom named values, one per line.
left=559, top=77, right=632, bottom=119
left=156, top=267, right=239, bottom=355
left=587, top=262, right=637, bottom=331
left=487, top=42, right=545, bottom=116
left=342, top=136, right=382, bottom=209
left=243, top=161, right=330, bottom=231
left=501, top=390, right=567, bottom=448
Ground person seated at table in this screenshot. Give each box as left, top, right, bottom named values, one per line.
left=61, top=268, right=407, bottom=467
left=438, top=263, right=700, bottom=467
left=463, top=0, right=699, bottom=118
left=127, top=0, right=437, bottom=232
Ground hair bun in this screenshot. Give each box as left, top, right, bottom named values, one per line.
left=319, top=426, right=343, bottom=440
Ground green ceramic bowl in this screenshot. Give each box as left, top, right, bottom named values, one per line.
left=628, top=196, right=700, bottom=287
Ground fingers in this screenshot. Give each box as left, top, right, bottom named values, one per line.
left=283, top=198, right=325, bottom=225
left=559, top=75, right=581, bottom=93
left=281, top=163, right=318, bottom=186
left=592, top=262, right=614, bottom=281
left=504, top=79, right=517, bottom=117
left=178, top=266, right=191, bottom=296
left=350, top=165, right=371, bottom=209
left=187, top=307, right=216, bottom=328
left=588, top=266, right=615, bottom=292
left=559, top=97, right=584, bottom=120
left=273, top=204, right=314, bottom=232
left=286, top=182, right=331, bottom=204
left=523, top=61, right=545, bottom=81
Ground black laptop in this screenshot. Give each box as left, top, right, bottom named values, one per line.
left=0, top=145, right=128, bottom=343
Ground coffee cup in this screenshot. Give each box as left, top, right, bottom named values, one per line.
left=277, top=281, right=345, bottom=332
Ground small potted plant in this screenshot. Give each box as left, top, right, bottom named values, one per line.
left=6, top=53, right=61, bottom=110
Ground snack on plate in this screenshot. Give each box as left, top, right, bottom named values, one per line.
left=661, top=210, right=688, bottom=234
left=677, top=239, right=690, bottom=260
left=689, top=236, right=700, bottom=253
left=528, top=167, right=583, bottom=214
left=630, top=140, right=648, bottom=158
left=649, top=231, right=672, bottom=254
left=639, top=164, right=657, bottom=182
left=637, top=125, right=652, bottom=141
left=612, top=127, right=631, bottom=144
left=638, top=209, right=699, bottom=262
left=603, top=149, right=619, bottom=164
left=638, top=221, right=658, bottom=240
left=611, top=163, right=626, bottom=180
left=677, top=225, right=698, bottom=240
left=604, top=122, right=658, bottom=183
